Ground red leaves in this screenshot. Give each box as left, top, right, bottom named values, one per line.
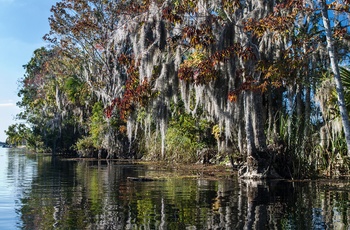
left=333, top=27, right=347, bottom=39
left=177, top=43, right=260, bottom=103
left=182, top=25, right=215, bottom=47
left=178, top=51, right=218, bottom=84
left=105, top=54, right=154, bottom=121
left=215, top=45, right=256, bottom=62
left=327, top=2, right=350, bottom=12
left=228, top=93, right=237, bottom=102
left=228, top=80, right=258, bottom=103
left=107, top=78, right=152, bottom=121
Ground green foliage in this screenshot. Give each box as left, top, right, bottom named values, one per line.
left=165, top=110, right=214, bottom=163
left=142, top=104, right=215, bottom=163
left=313, top=132, right=349, bottom=177
left=74, top=101, right=106, bottom=156
left=165, top=127, right=198, bottom=163
left=64, top=76, right=83, bottom=103
left=5, top=124, right=27, bottom=146
left=5, top=123, right=46, bottom=152
left=90, top=101, right=106, bottom=148
left=75, top=136, right=95, bottom=157
left=310, top=67, right=350, bottom=176
left=340, top=67, right=350, bottom=109
left=14, top=46, right=93, bottom=154
left=143, top=131, right=162, bottom=160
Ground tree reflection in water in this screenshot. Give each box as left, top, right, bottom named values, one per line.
left=15, top=157, right=349, bottom=229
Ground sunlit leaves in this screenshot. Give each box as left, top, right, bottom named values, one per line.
left=178, top=43, right=256, bottom=85
left=178, top=51, right=218, bottom=84
left=5, top=124, right=29, bottom=146
left=327, top=1, right=350, bottom=12
left=221, top=0, right=240, bottom=12
left=245, top=15, right=295, bottom=37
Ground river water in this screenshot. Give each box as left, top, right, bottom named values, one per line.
left=0, top=148, right=349, bottom=229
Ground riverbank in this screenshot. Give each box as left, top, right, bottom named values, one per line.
left=59, top=157, right=350, bottom=182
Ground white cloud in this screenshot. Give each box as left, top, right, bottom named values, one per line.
left=0, top=103, right=16, bottom=107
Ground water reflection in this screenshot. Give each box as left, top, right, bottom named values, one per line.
left=0, top=148, right=37, bottom=230
left=0, top=149, right=349, bottom=229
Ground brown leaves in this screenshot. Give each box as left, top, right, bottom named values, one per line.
left=244, top=0, right=309, bottom=38
left=162, top=6, right=182, bottom=23
left=245, top=15, right=295, bottom=37
left=327, top=2, right=350, bottom=12
left=178, top=44, right=256, bottom=85
left=228, top=80, right=258, bottom=103
left=182, top=25, right=216, bottom=48
left=221, top=0, right=240, bottom=12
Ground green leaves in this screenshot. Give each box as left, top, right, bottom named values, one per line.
left=340, top=67, right=350, bottom=108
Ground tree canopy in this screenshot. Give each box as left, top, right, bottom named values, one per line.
left=8, top=0, right=350, bottom=179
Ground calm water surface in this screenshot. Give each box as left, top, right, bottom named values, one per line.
left=0, top=148, right=349, bottom=229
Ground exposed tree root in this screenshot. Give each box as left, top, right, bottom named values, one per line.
left=239, top=155, right=282, bottom=180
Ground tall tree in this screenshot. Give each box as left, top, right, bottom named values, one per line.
left=320, top=0, right=350, bottom=156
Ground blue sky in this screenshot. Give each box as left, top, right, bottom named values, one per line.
left=0, top=0, right=57, bottom=142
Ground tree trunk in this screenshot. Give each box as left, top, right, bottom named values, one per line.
left=238, top=0, right=280, bottom=179
left=238, top=93, right=245, bottom=154
left=252, top=91, right=267, bottom=152
left=240, top=91, right=280, bottom=179
left=320, top=0, right=350, bottom=156
left=267, top=87, right=283, bottom=142
left=245, top=91, right=256, bottom=159
left=303, top=76, right=311, bottom=155
left=267, top=89, right=274, bottom=142
left=296, top=83, right=303, bottom=152
left=287, top=85, right=295, bottom=148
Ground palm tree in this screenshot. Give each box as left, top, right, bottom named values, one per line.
left=340, top=67, right=350, bottom=108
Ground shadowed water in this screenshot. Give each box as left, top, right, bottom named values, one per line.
left=0, top=148, right=349, bottom=229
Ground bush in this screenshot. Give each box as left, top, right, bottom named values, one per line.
left=75, top=136, right=96, bottom=157
left=165, top=126, right=199, bottom=163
